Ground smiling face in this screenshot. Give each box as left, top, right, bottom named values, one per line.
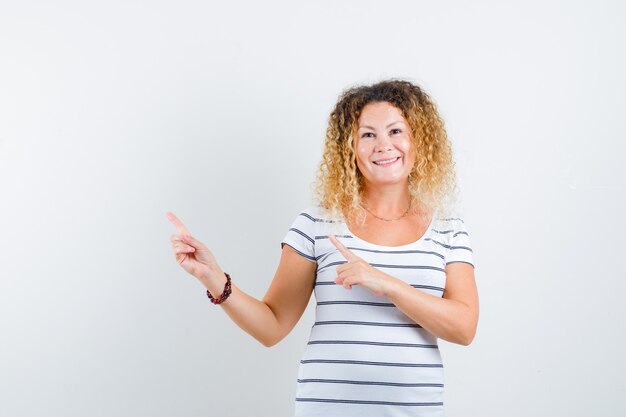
left=354, top=101, right=415, bottom=190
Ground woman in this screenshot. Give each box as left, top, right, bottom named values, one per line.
left=166, top=79, right=478, bottom=416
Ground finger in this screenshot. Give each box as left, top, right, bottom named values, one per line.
left=180, top=233, right=204, bottom=248
left=175, top=244, right=196, bottom=254
left=335, top=261, right=351, bottom=274
left=334, top=274, right=345, bottom=283
left=328, top=234, right=359, bottom=261
left=339, top=276, right=353, bottom=290
left=173, top=241, right=195, bottom=252
left=334, top=276, right=352, bottom=289
left=337, top=266, right=358, bottom=280
left=166, top=211, right=190, bottom=235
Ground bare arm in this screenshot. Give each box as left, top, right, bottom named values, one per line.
left=205, top=244, right=316, bottom=347
left=166, top=210, right=316, bottom=347
left=329, top=234, right=479, bottom=346
left=384, top=262, right=479, bottom=345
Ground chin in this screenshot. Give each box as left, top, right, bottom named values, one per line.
left=366, top=176, right=409, bottom=187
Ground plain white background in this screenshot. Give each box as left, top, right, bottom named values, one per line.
left=1, top=1, right=624, bottom=416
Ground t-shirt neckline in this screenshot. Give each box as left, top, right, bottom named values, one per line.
left=343, top=210, right=438, bottom=249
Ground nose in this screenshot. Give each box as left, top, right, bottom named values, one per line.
left=374, top=133, right=393, bottom=152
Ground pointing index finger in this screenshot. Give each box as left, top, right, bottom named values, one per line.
left=329, top=234, right=359, bottom=261
left=165, top=211, right=190, bottom=235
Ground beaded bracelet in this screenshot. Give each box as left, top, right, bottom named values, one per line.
left=206, top=272, right=232, bottom=305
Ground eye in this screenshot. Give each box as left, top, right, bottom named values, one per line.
left=390, top=128, right=402, bottom=135
left=361, top=132, right=375, bottom=138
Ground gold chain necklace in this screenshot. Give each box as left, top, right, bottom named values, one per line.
left=361, top=200, right=411, bottom=222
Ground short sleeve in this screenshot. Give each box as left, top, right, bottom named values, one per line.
left=445, top=219, right=474, bottom=268
left=281, top=209, right=317, bottom=263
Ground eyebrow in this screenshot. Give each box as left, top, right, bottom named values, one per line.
left=358, top=121, right=405, bottom=130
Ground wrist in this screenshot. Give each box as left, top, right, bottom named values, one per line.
left=206, top=272, right=232, bottom=305
left=382, top=274, right=406, bottom=299
left=200, top=267, right=227, bottom=292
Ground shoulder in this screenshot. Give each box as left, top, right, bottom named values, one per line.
left=285, top=206, right=326, bottom=239
left=289, top=205, right=345, bottom=238
left=297, top=205, right=341, bottom=223
left=432, top=214, right=471, bottom=244
left=434, top=215, right=474, bottom=266
left=434, top=214, right=468, bottom=230
left=296, top=206, right=321, bottom=223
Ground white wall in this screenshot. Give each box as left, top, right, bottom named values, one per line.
left=1, top=1, right=624, bottom=416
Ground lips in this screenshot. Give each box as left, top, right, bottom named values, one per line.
left=372, top=157, right=400, bottom=165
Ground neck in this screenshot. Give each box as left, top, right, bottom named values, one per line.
left=361, top=182, right=412, bottom=218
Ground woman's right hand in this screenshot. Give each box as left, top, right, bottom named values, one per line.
left=166, top=211, right=223, bottom=284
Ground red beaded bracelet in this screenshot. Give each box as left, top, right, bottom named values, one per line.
left=206, top=272, right=232, bottom=305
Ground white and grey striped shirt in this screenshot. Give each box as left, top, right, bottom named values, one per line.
left=281, top=205, right=474, bottom=417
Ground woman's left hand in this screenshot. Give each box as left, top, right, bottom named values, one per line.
left=328, top=235, right=394, bottom=297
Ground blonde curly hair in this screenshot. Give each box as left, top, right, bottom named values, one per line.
left=314, top=79, right=460, bottom=225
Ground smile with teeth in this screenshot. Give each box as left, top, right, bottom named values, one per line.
left=373, top=157, right=401, bottom=166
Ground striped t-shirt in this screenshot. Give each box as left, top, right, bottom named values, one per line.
left=281, top=205, right=474, bottom=417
